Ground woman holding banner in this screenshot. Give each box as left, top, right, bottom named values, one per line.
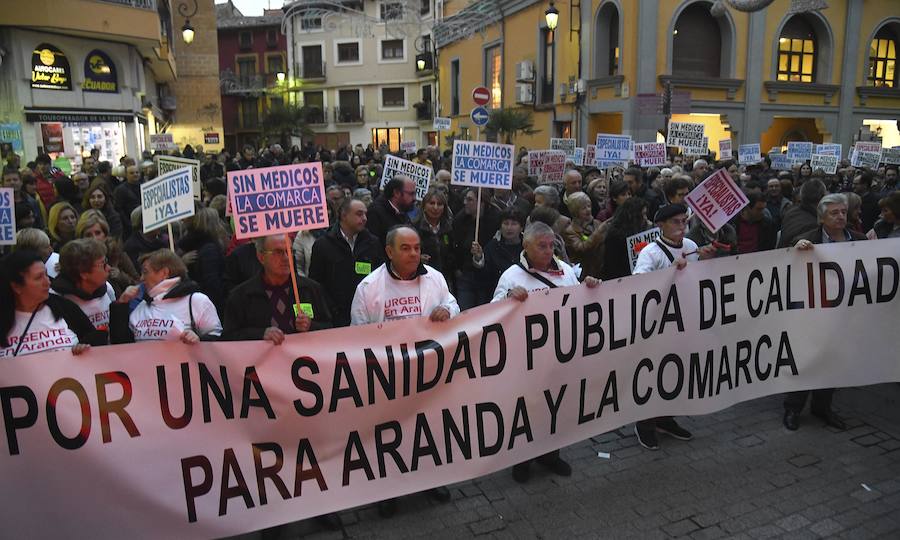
left=109, top=249, right=222, bottom=344
left=0, top=250, right=107, bottom=358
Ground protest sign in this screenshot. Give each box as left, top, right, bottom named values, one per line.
left=769, top=154, right=792, bottom=171
left=585, top=145, right=597, bottom=167
left=883, top=147, right=900, bottom=165
left=572, top=147, right=585, bottom=166
left=0, top=187, right=14, bottom=245
left=683, top=137, right=708, bottom=157
left=400, top=140, right=417, bottom=154
left=156, top=155, right=201, bottom=201
left=719, top=139, right=732, bottom=160
left=380, top=154, right=433, bottom=201
left=595, top=134, right=633, bottom=167
left=1, top=240, right=898, bottom=539
left=855, top=141, right=882, bottom=155
left=625, top=226, right=661, bottom=272
left=815, top=143, right=842, bottom=157
left=666, top=122, right=704, bottom=149
left=141, top=167, right=195, bottom=233
left=451, top=140, right=514, bottom=190
left=852, top=150, right=882, bottom=169
left=149, top=133, right=177, bottom=151
left=810, top=153, right=838, bottom=174
left=227, top=162, right=328, bottom=240
left=550, top=138, right=577, bottom=160
left=527, top=150, right=567, bottom=184
left=634, top=142, right=667, bottom=167
left=786, top=141, right=814, bottom=163
left=433, top=117, right=451, bottom=131
left=685, top=167, right=749, bottom=233
left=738, top=144, right=761, bottom=166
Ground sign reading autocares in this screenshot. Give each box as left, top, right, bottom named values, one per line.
left=83, top=50, right=118, bottom=93
left=31, top=43, right=72, bottom=91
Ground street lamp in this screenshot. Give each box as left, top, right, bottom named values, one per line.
left=276, top=71, right=286, bottom=83
left=417, top=58, right=426, bottom=71
left=178, top=0, right=199, bottom=44
left=544, top=1, right=559, bottom=32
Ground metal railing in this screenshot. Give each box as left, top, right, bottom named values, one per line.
left=300, top=61, right=326, bottom=80
left=306, top=106, right=328, bottom=125
left=415, top=101, right=433, bottom=121
left=334, top=105, right=363, bottom=123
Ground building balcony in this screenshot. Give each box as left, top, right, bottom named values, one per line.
left=305, top=106, right=328, bottom=125
left=220, top=71, right=286, bottom=96
left=414, top=101, right=433, bottom=121
left=335, top=106, right=364, bottom=124
left=299, top=61, right=326, bottom=81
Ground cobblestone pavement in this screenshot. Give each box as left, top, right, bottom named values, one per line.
left=236, top=383, right=900, bottom=539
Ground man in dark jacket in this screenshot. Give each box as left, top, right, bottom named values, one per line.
left=785, top=193, right=866, bottom=432
left=308, top=199, right=384, bottom=327
left=624, top=167, right=663, bottom=221
left=778, top=179, right=826, bottom=247
left=853, top=170, right=880, bottom=233
left=366, top=175, right=415, bottom=247
left=222, top=234, right=332, bottom=341
left=732, top=191, right=777, bottom=254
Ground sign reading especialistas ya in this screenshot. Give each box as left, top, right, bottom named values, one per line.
left=156, top=155, right=201, bottom=201
left=227, top=162, right=328, bottom=239
left=451, top=140, right=514, bottom=190
left=685, top=167, right=749, bottom=233
left=1, top=240, right=898, bottom=538
left=141, top=167, right=195, bottom=233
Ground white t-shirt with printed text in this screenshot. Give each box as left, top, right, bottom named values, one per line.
left=51, top=282, right=116, bottom=330
left=0, top=306, right=78, bottom=358
left=382, top=278, right=423, bottom=321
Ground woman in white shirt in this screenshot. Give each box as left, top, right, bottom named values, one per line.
left=0, top=250, right=106, bottom=358
left=51, top=239, right=116, bottom=334
left=110, top=249, right=222, bottom=344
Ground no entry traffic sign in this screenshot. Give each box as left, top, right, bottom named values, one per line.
left=472, top=86, right=490, bottom=106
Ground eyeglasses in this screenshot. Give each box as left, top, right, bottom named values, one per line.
left=260, top=248, right=290, bottom=257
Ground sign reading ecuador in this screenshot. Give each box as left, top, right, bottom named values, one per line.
left=451, top=140, right=514, bottom=190
left=227, top=162, right=328, bottom=240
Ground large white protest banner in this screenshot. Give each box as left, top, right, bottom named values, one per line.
left=738, top=144, right=761, bottom=166
left=550, top=138, right=577, bottom=160
left=451, top=140, right=514, bottom=190
left=227, top=162, right=328, bottom=239
left=684, top=168, right=749, bottom=233
left=634, top=142, right=667, bottom=167
left=595, top=134, right=633, bottom=167
left=787, top=141, right=814, bottom=163
left=380, top=154, right=433, bottom=201
left=528, top=150, right=567, bottom=183
left=141, top=167, right=195, bottom=233
left=626, top=226, right=661, bottom=272
left=0, top=187, right=14, bottom=245
left=1, top=240, right=898, bottom=538
left=666, top=122, right=704, bottom=149
left=810, top=153, right=838, bottom=174
left=156, top=155, right=201, bottom=201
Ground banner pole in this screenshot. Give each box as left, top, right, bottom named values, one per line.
left=167, top=223, right=175, bottom=252
left=474, top=126, right=482, bottom=243
left=285, top=235, right=302, bottom=316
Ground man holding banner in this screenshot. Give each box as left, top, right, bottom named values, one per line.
left=350, top=225, right=459, bottom=516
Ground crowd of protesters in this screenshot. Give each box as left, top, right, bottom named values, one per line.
left=1, top=138, right=899, bottom=532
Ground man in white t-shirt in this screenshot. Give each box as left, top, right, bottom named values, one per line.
left=632, top=203, right=713, bottom=451
left=492, top=221, right=600, bottom=483
left=349, top=225, right=458, bottom=517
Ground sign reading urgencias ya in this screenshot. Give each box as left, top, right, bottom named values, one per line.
left=227, top=163, right=329, bottom=239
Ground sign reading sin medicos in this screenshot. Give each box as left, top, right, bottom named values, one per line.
left=31, top=43, right=72, bottom=91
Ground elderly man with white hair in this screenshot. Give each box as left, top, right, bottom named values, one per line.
left=785, top=193, right=866, bottom=432
left=492, top=221, right=600, bottom=483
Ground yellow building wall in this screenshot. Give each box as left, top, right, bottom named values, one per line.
left=761, top=118, right=824, bottom=151
left=589, top=113, right=623, bottom=137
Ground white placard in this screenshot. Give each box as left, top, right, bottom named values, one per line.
left=787, top=141, right=814, bottom=163
left=451, top=140, right=515, bottom=190
left=666, top=122, right=705, bottom=149
left=550, top=138, right=577, bottom=160
left=634, top=142, right=667, bottom=167
left=400, top=140, right=418, bottom=154
left=738, top=144, right=761, bottom=166
left=625, top=226, right=661, bottom=272
left=595, top=134, right=633, bottom=167
left=156, top=156, right=201, bottom=201
left=810, top=153, right=838, bottom=175
left=149, top=133, right=177, bottom=151
left=141, top=166, right=195, bottom=233
left=527, top=150, right=567, bottom=184
left=719, top=139, right=733, bottom=160
left=380, top=154, right=433, bottom=201
left=432, top=117, right=451, bottom=131
left=0, top=187, right=15, bottom=245
left=572, top=147, right=585, bottom=166
left=815, top=143, right=842, bottom=158
left=684, top=168, right=750, bottom=233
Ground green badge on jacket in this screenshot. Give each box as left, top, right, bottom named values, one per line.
left=355, top=261, right=372, bottom=275
left=293, top=303, right=314, bottom=317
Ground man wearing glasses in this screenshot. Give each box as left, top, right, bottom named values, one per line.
left=366, top=175, right=416, bottom=248
left=221, top=234, right=332, bottom=344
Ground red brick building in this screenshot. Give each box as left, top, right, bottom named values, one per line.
left=216, top=1, right=286, bottom=153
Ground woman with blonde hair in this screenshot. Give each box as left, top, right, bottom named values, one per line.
left=81, top=177, right=125, bottom=239
left=177, top=207, right=229, bottom=312
left=15, top=227, right=60, bottom=278
left=76, top=210, right=139, bottom=293
left=562, top=191, right=606, bottom=278
left=47, top=201, right=78, bottom=251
